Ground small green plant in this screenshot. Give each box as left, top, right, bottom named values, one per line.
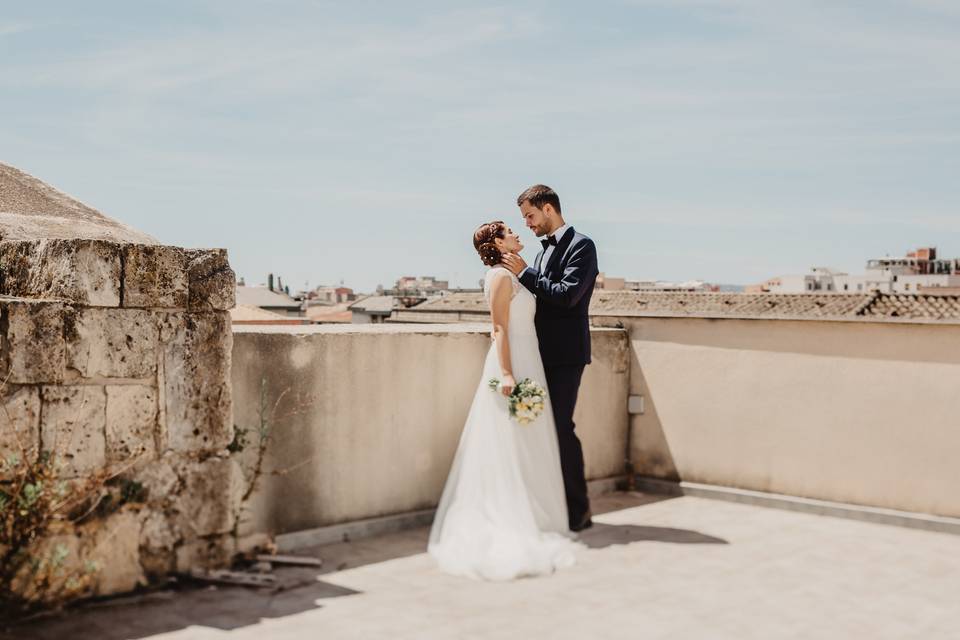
left=119, top=479, right=146, bottom=505
left=230, top=378, right=316, bottom=543
left=0, top=449, right=108, bottom=616
left=227, top=425, right=249, bottom=454
left=0, top=381, right=144, bottom=617
left=89, top=478, right=148, bottom=521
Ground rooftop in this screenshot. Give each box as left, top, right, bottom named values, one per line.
left=305, top=303, right=353, bottom=323
left=403, top=290, right=960, bottom=324
left=402, top=292, right=488, bottom=313
left=235, top=285, right=302, bottom=310
left=348, top=295, right=396, bottom=314
left=0, top=162, right=157, bottom=244
left=11, top=492, right=960, bottom=639
left=592, top=290, right=960, bottom=323
left=230, top=304, right=307, bottom=325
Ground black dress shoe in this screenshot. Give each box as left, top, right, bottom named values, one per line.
left=570, top=511, right=593, bottom=532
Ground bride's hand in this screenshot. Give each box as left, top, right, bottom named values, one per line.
left=500, top=373, right=516, bottom=397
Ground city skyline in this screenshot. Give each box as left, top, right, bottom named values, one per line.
left=2, top=1, right=958, bottom=292
left=241, top=242, right=960, bottom=295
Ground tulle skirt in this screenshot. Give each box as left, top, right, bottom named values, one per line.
left=428, top=334, right=582, bottom=581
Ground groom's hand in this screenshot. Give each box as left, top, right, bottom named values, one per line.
left=502, top=253, right=527, bottom=276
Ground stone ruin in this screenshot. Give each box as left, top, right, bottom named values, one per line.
left=0, top=162, right=239, bottom=598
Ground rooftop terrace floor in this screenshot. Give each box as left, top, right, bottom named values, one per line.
left=8, top=492, right=960, bottom=640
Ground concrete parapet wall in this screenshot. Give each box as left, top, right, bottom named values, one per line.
left=232, top=324, right=630, bottom=536
left=592, top=315, right=960, bottom=518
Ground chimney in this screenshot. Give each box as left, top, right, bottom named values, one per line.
left=268, top=273, right=274, bottom=291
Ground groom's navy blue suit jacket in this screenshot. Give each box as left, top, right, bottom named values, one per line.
left=518, top=227, right=598, bottom=367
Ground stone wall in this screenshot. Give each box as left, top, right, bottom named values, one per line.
left=231, top=325, right=630, bottom=537
left=0, top=238, right=237, bottom=598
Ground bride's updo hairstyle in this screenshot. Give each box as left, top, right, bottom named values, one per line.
left=473, top=221, right=506, bottom=267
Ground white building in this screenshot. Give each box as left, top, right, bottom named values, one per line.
left=623, top=279, right=712, bottom=292
left=860, top=249, right=960, bottom=293
left=759, top=248, right=960, bottom=294
left=394, top=275, right=449, bottom=294
left=764, top=268, right=844, bottom=294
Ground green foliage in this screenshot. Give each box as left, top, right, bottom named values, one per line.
left=119, top=479, right=145, bottom=505
left=91, top=478, right=148, bottom=520
left=227, top=425, right=249, bottom=454
left=0, top=448, right=110, bottom=617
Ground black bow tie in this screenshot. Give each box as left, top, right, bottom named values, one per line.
left=541, top=235, right=558, bottom=249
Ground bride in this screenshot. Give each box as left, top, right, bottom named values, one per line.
left=428, top=220, right=582, bottom=581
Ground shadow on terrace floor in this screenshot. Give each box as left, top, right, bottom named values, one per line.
left=3, top=492, right=725, bottom=640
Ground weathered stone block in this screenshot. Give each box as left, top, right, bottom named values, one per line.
left=175, top=534, right=234, bottom=573
left=65, top=308, right=156, bottom=379
left=160, top=312, right=233, bottom=452
left=0, top=239, right=121, bottom=306
left=105, top=385, right=158, bottom=464
left=173, top=456, right=244, bottom=538
left=3, top=300, right=65, bottom=383
left=141, top=510, right=178, bottom=551
left=187, top=249, right=235, bottom=312
left=139, top=510, right=177, bottom=578
left=132, top=454, right=180, bottom=504
left=89, top=510, right=145, bottom=596
left=0, top=385, right=41, bottom=476
left=235, top=532, right=273, bottom=556
left=123, top=244, right=188, bottom=309
left=40, top=386, right=106, bottom=477
left=10, top=528, right=89, bottom=603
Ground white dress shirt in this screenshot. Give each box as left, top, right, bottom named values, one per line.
left=540, top=224, right=571, bottom=273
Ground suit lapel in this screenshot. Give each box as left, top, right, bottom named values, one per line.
left=534, top=249, right=544, bottom=274
left=544, top=227, right=575, bottom=277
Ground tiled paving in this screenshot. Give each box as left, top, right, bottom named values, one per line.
left=8, top=493, right=960, bottom=640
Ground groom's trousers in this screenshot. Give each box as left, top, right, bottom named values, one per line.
left=544, top=364, right=591, bottom=530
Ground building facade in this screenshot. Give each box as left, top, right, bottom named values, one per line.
left=756, top=248, right=960, bottom=294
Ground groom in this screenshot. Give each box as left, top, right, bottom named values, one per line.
left=502, top=184, right=599, bottom=532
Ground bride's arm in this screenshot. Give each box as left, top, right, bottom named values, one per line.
left=489, top=271, right=516, bottom=396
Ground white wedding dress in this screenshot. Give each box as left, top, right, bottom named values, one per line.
left=428, top=266, right=582, bottom=581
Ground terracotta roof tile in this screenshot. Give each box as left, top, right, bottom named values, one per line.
left=414, top=293, right=488, bottom=312
left=401, top=290, right=960, bottom=324
left=590, top=291, right=871, bottom=319
left=861, top=293, right=960, bottom=321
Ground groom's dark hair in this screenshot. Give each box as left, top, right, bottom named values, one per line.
left=517, top=184, right=561, bottom=214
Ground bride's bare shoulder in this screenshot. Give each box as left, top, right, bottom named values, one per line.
left=485, top=267, right=520, bottom=301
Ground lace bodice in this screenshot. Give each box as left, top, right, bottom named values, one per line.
left=483, top=266, right=536, bottom=336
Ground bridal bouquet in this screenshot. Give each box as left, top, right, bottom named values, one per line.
left=488, top=377, right=548, bottom=425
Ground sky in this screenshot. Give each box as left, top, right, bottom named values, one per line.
left=1, top=0, right=958, bottom=292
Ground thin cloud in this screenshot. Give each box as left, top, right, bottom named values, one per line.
left=0, top=22, right=31, bottom=37
left=2, top=2, right=958, bottom=289
left=3, top=8, right=541, bottom=94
